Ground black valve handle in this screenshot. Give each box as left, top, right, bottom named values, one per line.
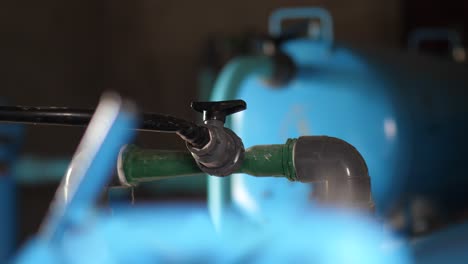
left=191, top=100, right=246, bottom=123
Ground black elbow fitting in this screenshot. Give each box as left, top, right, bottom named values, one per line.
left=294, top=136, right=373, bottom=209
left=264, top=51, right=296, bottom=87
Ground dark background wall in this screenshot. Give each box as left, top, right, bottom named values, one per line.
left=0, top=0, right=403, bottom=156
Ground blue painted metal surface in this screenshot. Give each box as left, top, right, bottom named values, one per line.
left=412, top=221, right=468, bottom=264
left=0, top=121, right=24, bottom=262
left=41, top=94, right=137, bottom=244
left=208, top=56, right=273, bottom=230
left=209, top=7, right=468, bottom=223
left=15, top=93, right=137, bottom=263
left=269, top=7, right=334, bottom=47
left=230, top=41, right=409, bottom=218
left=16, top=203, right=413, bottom=264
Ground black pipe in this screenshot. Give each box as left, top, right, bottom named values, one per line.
left=294, top=136, right=373, bottom=210
left=0, top=106, right=210, bottom=148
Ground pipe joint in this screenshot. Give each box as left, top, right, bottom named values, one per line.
left=294, top=136, right=373, bottom=209
left=187, top=123, right=244, bottom=177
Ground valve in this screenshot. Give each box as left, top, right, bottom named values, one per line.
left=191, top=100, right=246, bottom=123
left=186, top=100, right=246, bottom=176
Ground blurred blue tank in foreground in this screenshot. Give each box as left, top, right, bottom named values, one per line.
left=16, top=204, right=412, bottom=264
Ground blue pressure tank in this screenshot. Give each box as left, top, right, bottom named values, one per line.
left=209, top=8, right=468, bottom=222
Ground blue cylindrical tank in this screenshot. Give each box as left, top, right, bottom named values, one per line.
left=210, top=8, right=468, bottom=221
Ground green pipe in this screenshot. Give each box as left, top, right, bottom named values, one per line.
left=122, top=145, right=203, bottom=185
left=120, top=138, right=296, bottom=186
left=240, top=138, right=296, bottom=180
